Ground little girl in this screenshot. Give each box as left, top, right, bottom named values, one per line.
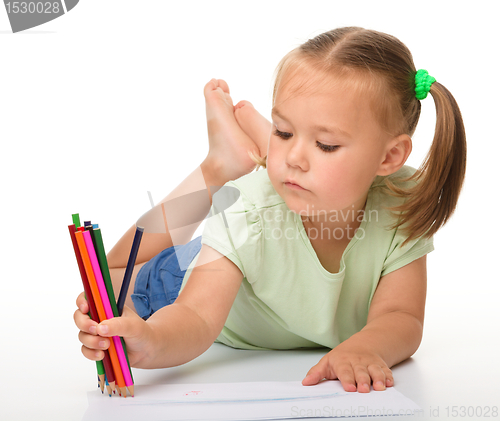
left=74, top=27, right=466, bottom=393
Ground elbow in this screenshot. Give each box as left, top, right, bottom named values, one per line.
left=385, top=310, right=425, bottom=366
left=402, top=311, right=425, bottom=360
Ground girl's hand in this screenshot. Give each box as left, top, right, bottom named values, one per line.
left=302, top=341, right=394, bottom=393
left=73, top=292, right=154, bottom=367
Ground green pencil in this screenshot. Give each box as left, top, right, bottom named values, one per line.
left=72, top=213, right=81, bottom=228
left=96, top=346, right=105, bottom=393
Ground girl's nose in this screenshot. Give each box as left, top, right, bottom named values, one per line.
left=285, top=138, right=309, bottom=171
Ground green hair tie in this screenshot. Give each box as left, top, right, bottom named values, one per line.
left=415, top=69, right=436, bottom=100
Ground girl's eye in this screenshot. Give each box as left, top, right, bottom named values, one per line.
left=316, top=142, right=340, bottom=153
left=274, top=128, right=339, bottom=153
left=273, top=128, right=292, bottom=139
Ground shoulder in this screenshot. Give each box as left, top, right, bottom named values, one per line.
left=364, top=165, right=426, bottom=244
left=368, top=165, right=418, bottom=213
left=218, top=168, right=284, bottom=211
left=203, top=170, right=279, bottom=278
left=370, top=165, right=418, bottom=192
left=364, top=166, right=434, bottom=275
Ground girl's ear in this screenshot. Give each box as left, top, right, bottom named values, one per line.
left=376, top=134, right=412, bottom=176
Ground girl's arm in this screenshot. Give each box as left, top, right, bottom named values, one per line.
left=302, top=255, right=427, bottom=392
left=106, top=160, right=223, bottom=269
left=75, top=242, right=243, bottom=368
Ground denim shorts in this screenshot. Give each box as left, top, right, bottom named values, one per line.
left=131, top=236, right=202, bottom=320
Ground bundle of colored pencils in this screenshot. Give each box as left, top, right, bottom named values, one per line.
left=68, top=213, right=143, bottom=398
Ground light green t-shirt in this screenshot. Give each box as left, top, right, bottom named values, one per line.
left=180, top=165, right=434, bottom=350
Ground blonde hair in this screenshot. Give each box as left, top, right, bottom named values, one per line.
left=252, top=27, right=466, bottom=244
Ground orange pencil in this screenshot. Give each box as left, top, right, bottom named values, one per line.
left=75, top=231, right=126, bottom=393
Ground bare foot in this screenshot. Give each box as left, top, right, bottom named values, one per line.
left=234, top=100, right=272, bottom=159
left=204, top=79, right=262, bottom=183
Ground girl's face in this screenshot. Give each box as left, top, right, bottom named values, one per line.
left=267, top=76, right=391, bottom=219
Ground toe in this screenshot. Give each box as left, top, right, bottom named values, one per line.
left=234, top=101, right=256, bottom=124
left=234, top=100, right=254, bottom=110
left=203, top=79, right=218, bottom=97
left=215, top=79, right=230, bottom=94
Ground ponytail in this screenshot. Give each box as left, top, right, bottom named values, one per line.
left=386, top=82, right=467, bottom=244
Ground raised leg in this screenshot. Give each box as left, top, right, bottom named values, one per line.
left=106, top=79, right=266, bottom=310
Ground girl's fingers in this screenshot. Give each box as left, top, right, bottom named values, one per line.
left=352, top=365, right=372, bottom=393
left=78, top=330, right=110, bottom=351
left=73, top=306, right=98, bottom=333
left=81, top=344, right=105, bottom=361
left=76, top=291, right=88, bottom=314
left=366, top=364, right=387, bottom=391
left=302, top=370, right=325, bottom=386
left=335, top=364, right=357, bottom=392
left=96, top=305, right=146, bottom=339
left=383, top=367, right=394, bottom=387
left=302, top=356, right=336, bottom=386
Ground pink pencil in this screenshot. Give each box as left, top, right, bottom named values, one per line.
left=83, top=231, right=134, bottom=396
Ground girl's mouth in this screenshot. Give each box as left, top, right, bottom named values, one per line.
left=285, top=182, right=306, bottom=191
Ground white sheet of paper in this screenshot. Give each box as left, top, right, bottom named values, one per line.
left=82, top=380, right=421, bottom=420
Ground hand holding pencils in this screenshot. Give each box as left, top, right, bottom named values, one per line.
left=68, top=214, right=143, bottom=398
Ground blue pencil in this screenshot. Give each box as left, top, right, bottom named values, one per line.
left=117, top=226, right=144, bottom=315
left=105, top=376, right=112, bottom=397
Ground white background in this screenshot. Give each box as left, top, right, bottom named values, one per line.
left=0, top=1, right=498, bottom=420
